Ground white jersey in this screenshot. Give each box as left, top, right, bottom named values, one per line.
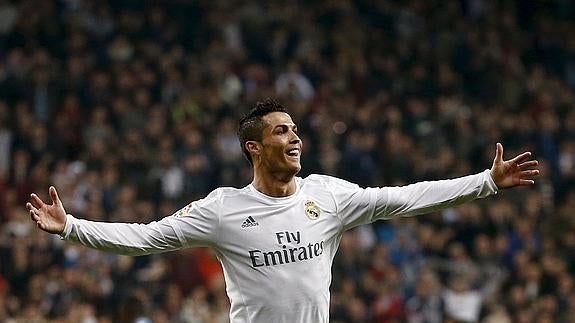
left=60, top=170, right=498, bottom=323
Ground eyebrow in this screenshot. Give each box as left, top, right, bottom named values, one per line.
left=273, top=124, right=297, bottom=130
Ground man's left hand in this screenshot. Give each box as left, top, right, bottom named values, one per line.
left=490, top=143, right=540, bottom=189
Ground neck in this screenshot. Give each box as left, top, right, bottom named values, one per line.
left=252, top=170, right=297, bottom=197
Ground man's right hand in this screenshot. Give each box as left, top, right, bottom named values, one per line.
left=26, top=186, right=67, bottom=234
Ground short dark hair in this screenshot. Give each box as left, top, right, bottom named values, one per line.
left=238, top=98, right=289, bottom=165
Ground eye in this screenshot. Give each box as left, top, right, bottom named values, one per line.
left=275, top=126, right=287, bottom=135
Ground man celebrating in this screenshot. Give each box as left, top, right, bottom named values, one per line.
left=26, top=98, right=539, bottom=323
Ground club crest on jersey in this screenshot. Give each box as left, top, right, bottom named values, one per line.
left=304, top=200, right=320, bottom=220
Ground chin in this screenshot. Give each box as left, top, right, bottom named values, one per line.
left=283, top=162, right=301, bottom=177
left=293, top=166, right=301, bottom=176
left=291, top=164, right=302, bottom=176
left=275, top=165, right=300, bottom=182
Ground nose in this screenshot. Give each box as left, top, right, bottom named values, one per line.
left=289, top=131, right=301, bottom=144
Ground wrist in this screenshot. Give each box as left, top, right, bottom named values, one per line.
left=486, top=169, right=500, bottom=192
left=58, top=214, right=74, bottom=239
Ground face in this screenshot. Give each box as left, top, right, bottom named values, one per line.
left=251, top=112, right=302, bottom=178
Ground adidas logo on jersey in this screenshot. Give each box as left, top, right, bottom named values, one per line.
left=241, top=216, right=259, bottom=228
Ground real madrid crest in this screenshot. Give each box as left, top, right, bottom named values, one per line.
left=304, top=200, right=320, bottom=220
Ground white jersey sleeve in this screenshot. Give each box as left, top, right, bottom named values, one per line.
left=59, top=189, right=222, bottom=255
left=326, top=169, right=498, bottom=230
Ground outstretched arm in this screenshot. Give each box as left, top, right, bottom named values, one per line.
left=377, top=143, right=539, bottom=219
left=336, top=143, right=540, bottom=229
left=490, top=142, right=539, bottom=189
left=26, top=187, right=218, bottom=256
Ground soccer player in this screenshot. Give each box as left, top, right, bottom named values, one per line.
left=26, top=99, right=539, bottom=323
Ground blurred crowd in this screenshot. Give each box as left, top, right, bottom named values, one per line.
left=1, top=0, right=575, bottom=322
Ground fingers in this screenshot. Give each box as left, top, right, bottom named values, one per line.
left=516, top=169, right=539, bottom=186
left=494, top=143, right=503, bottom=162
left=29, top=187, right=60, bottom=209
left=49, top=186, right=61, bottom=206
left=518, top=179, right=535, bottom=185
left=30, top=210, right=40, bottom=223
left=26, top=202, right=40, bottom=221
left=26, top=202, right=38, bottom=213
left=518, top=160, right=538, bottom=170
left=520, top=170, right=540, bottom=177
left=510, top=151, right=532, bottom=164
left=29, top=193, right=45, bottom=209
left=496, top=143, right=535, bottom=165
left=27, top=187, right=64, bottom=233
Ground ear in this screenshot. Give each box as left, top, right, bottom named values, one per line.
left=245, top=141, right=260, bottom=158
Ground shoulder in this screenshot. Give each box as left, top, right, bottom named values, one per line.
left=207, top=186, right=250, bottom=200
left=183, top=186, right=249, bottom=215
left=300, top=174, right=332, bottom=189
left=301, top=174, right=361, bottom=191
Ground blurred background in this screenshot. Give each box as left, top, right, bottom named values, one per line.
left=1, top=0, right=575, bottom=322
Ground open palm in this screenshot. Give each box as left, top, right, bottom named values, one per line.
left=490, top=143, right=539, bottom=189
left=26, top=186, right=67, bottom=234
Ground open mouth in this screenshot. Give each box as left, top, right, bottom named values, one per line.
left=286, top=148, right=300, bottom=158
